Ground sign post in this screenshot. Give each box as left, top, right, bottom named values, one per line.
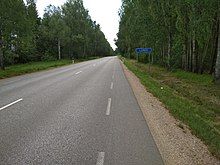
left=148, top=52, right=151, bottom=73
left=135, top=48, right=153, bottom=73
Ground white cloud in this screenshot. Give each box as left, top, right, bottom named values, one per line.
left=35, top=0, right=121, bottom=49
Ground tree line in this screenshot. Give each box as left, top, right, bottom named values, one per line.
left=0, top=0, right=114, bottom=69
left=116, top=0, right=220, bottom=82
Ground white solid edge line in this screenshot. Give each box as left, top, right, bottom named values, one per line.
left=75, top=71, right=82, bottom=75
left=96, top=152, right=105, bottom=165
left=106, top=98, right=111, bottom=116
left=0, top=98, right=23, bottom=111
left=110, top=82, right=113, bottom=89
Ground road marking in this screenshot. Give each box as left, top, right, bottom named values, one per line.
left=96, top=152, right=105, bottom=165
left=106, top=98, right=111, bottom=116
left=75, top=71, right=82, bottom=75
left=0, top=98, right=23, bottom=111
left=110, top=82, right=114, bottom=89
left=112, top=70, right=115, bottom=79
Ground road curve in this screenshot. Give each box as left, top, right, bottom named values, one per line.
left=0, top=57, right=163, bottom=164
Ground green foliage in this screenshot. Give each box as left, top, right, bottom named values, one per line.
left=4, top=50, right=19, bottom=65
left=173, top=70, right=213, bottom=86
left=38, top=0, right=114, bottom=60
left=123, top=58, right=220, bottom=158
left=0, top=60, right=72, bottom=79
left=0, top=0, right=39, bottom=65
left=0, top=0, right=114, bottom=68
left=41, top=51, right=57, bottom=61
left=116, top=0, right=219, bottom=74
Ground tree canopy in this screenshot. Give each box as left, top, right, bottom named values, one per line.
left=0, top=0, right=113, bottom=69
left=116, top=0, right=219, bottom=80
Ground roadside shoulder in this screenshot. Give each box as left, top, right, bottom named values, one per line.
left=121, top=61, right=219, bottom=165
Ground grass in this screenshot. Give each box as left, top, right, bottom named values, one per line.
left=0, top=56, right=102, bottom=79
left=122, top=57, right=220, bottom=158
left=0, top=59, right=72, bottom=79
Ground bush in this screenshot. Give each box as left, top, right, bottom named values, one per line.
left=4, top=50, right=19, bottom=66
left=41, top=51, right=56, bottom=61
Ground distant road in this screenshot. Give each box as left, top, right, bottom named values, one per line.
left=0, top=57, right=163, bottom=164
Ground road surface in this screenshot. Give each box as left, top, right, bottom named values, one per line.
left=0, top=57, right=163, bottom=165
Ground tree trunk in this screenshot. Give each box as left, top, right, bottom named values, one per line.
left=83, top=43, right=86, bottom=59
left=186, top=38, right=190, bottom=71
left=162, top=44, right=165, bottom=66
left=199, top=38, right=210, bottom=74
left=210, top=15, right=219, bottom=74
left=192, top=35, right=196, bottom=72
left=182, top=42, right=186, bottom=69
left=0, top=47, right=4, bottom=70
left=58, top=39, right=61, bottom=60
left=194, top=40, right=199, bottom=73
left=0, top=30, right=5, bottom=70
left=128, top=46, right=131, bottom=59
left=183, top=38, right=188, bottom=71
left=215, top=17, right=220, bottom=83
left=189, top=37, right=192, bottom=71
left=211, top=37, right=218, bottom=74
left=167, top=33, right=171, bottom=69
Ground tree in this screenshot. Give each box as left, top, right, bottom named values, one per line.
left=0, top=0, right=113, bottom=67
left=117, top=0, right=219, bottom=78
left=0, top=0, right=40, bottom=67
left=43, top=5, right=69, bottom=60
left=215, top=16, right=220, bottom=83
left=0, top=0, right=27, bottom=67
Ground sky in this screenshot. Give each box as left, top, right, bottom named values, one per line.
left=35, top=0, right=122, bottom=50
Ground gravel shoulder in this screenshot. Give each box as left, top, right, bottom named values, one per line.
left=121, top=62, right=220, bottom=165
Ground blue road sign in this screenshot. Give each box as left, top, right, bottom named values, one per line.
left=135, top=48, right=152, bottom=54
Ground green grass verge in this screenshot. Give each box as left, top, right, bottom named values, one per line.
left=0, top=56, right=102, bottom=79
left=122, top=58, right=220, bottom=158
left=0, top=59, right=72, bottom=79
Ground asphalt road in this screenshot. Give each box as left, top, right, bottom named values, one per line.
left=0, top=57, right=163, bottom=165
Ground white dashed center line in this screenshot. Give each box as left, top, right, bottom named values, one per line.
left=0, top=98, right=23, bottom=111
left=75, top=71, right=82, bottom=75
left=110, top=82, right=113, bottom=89
left=106, top=98, right=112, bottom=116
left=96, top=152, right=105, bottom=165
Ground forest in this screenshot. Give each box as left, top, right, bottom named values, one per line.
left=0, top=0, right=114, bottom=70
left=116, top=0, right=220, bottom=82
